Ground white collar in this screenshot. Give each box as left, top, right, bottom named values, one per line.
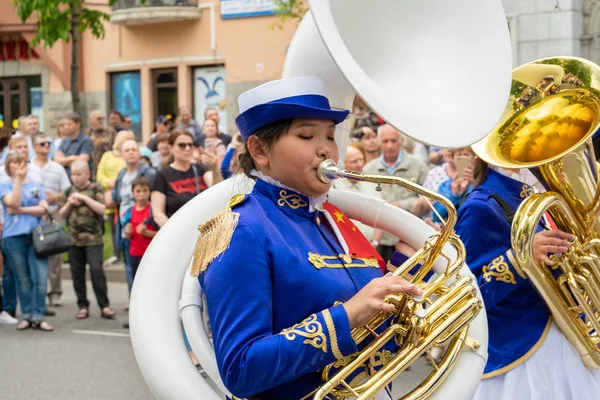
left=250, top=169, right=327, bottom=212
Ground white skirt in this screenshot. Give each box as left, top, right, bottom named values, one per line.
left=472, top=323, right=600, bottom=400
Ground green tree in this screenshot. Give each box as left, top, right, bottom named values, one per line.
left=12, top=0, right=136, bottom=117
left=270, top=0, right=307, bottom=29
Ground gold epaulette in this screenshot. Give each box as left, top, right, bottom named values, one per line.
left=191, top=194, right=246, bottom=276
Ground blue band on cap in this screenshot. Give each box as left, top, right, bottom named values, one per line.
left=236, top=94, right=349, bottom=139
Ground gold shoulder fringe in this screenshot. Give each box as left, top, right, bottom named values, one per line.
left=191, top=207, right=240, bottom=276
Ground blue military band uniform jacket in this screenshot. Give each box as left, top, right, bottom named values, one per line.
left=455, top=169, right=551, bottom=378
left=198, top=179, right=388, bottom=399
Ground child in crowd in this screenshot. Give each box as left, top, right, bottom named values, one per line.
left=123, top=177, right=157, bottom=282
left=59, top=161, right=116, bottom=320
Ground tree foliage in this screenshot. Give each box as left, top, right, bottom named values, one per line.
left=12, top=0, right=116, bottom=48
left=269, top=0, right=307, bottom=30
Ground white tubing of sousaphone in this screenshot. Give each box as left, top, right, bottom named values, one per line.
left=130, top=176, right=254, bottom=400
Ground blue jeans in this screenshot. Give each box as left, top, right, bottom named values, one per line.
left=2, top=234, right=49, bottom=321
left=121, top=238, right=133, bottom=294
left=1, top=260, right=17, bottom=312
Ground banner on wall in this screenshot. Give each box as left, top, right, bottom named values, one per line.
left=111, top=71, right=142, bottom=139
left=194, top=66, right=228, bottom=133
left=220, top=0, right=277, bottom=19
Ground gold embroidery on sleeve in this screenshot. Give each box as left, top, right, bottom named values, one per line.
left=323, top=309, right=344, bottom=360
left=280, top=314, right=327, bottom=352
left=482, top=255, right=516, bottom=284
left=277, top=190, right=308, bottom=209
left=506, top=249, right=527, bottom=280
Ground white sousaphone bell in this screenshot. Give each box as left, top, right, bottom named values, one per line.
left=129, top=1, right=513, bottom=399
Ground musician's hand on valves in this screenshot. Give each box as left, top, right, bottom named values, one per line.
left=532, top=230, right=574, bottom=265
left=343, top=273, right=424, bottom=329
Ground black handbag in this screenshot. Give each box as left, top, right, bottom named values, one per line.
left=32, top=209, right=71, bottom=258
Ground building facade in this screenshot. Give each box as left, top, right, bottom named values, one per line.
left=0, top=0, right=599, bottom=142
left=0, top=0, right=296, bottom=141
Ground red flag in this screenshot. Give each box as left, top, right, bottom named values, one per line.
left=322, top=202, right=386, bottom=273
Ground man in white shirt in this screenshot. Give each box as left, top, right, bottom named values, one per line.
left=29, top=133, right=71, bottom=306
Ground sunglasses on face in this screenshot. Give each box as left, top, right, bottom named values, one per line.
left=177, top=142, right=194, bottom=149
left=36, top=141, right=51, bottom=147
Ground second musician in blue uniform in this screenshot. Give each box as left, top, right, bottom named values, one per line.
left=456, top=158, right=600, bottom=400
left=194, top=76, right=421, bottom=400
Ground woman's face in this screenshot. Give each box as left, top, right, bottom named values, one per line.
left=157, top=141, right=171, bottom=155
left=7, top=154, right=27, bottom=177
left=171, top=134, right=194, bottom=163
left=360, top=128, right=379, bottom=153
left=203, top=120, right=218, bottom=138
left=254, top=118, right=338, bottom=197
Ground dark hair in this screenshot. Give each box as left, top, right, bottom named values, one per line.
left=65, top=112, right=81, bottom=126
left=32, top=132, right=49, bottom=145
left=472, top=156, right=489, bottom=187
left=168, top=129, right=194, bottom=146
left=156, top=132, right=171, bottom=145
left=131, top=176, right=151, bottom=191
left=109, top=110, right=123, bottom=121
left=238, top=119, right=294, bottom=178
left=0, top=127, right=13, bottom=152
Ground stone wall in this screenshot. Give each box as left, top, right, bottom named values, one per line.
left=0, top=61, right=110, bottom=137
left=502, top=0, right=583, bottom=65
left=224, top=80, right=266, bottom=134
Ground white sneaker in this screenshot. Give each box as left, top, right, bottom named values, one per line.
left=0, top=311, right=18, bottom=324
left=103, top=255, right=118, bottom=267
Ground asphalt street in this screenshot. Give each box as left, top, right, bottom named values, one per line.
left=0, top=275, right=431, bottom=400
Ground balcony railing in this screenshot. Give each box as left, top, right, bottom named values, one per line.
left=110, top=0, right=201, bottom=26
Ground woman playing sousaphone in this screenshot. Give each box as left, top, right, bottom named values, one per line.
left=193, top=76, right=422, bottom=400
left=456, top=157, right=600, bottom=399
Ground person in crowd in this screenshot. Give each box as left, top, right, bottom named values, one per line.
left=220, top=132, right=244, bottom=179
left=0, top=150, right=52, bottom=331
left=108, top=139, right=156, bottom=297
left=122, top=115, right=132, bottom=132
left=204, top=107, right=231, bottom=144
left=456, top=157, right=600, bottom=399
left=150, top=133, right=171, bottom=169
left=197, top=77, right=422, bottom=399
left=28, top=133, right=71, bottom=307
left=59, top=161, right=115, bottom=320
left=139, top=147, right=153, bottom=166
left=122, top=177, right=157, bottom=282
left=108, top=110, right=124, bottom=133
left=195, top=119, right=227, bottom=162
left=96, top=130, right=135, bottom=265
left=362, top=124, right=429, bottom=262
left=176, top=106, right=202, bottom=137
left=354, top=126, right=380, bottom=164
left=54, top=118, right=67, bottom=152
left=428, top=146, right=444, bottom=166
left=0, top=127, right=17, bottom=324
left=54, top=112, right=94, bottom=178
left=413, top=147, right=475, bottom=219
left=146, top=115, right=172, bottom=152
left=96, top=130, right=135, bottom=190
left=400, top=133, right=429, bottom=163
left=151, top=130, right=222, bottom=227
left=13, top=115, right=55, bottom=161
left=332, top=142, right=382, bottom=242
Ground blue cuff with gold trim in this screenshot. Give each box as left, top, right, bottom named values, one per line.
left=326, top=304, right=359, bottom=358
